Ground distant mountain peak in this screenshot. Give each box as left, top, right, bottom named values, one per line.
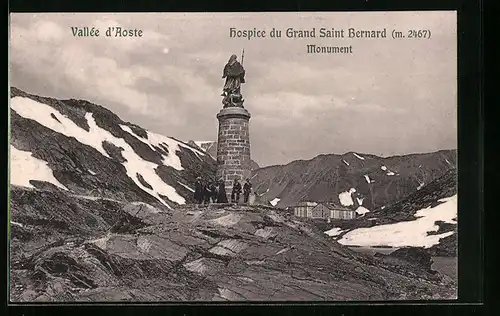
left=251, top=149, right=457, bottom=209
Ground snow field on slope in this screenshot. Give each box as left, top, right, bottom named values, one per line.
left=338, top=188, right=356, bottom=206
left=324, top=227, right=345, bottom=237
left=355, top=206, right=370, bottom=215
left=353, top=153, right=365, bottom=160
left=119, top=124, right=205, bottom=167
left=10, top=145, right=68, bottom=190
left=270, top=198, right=280, bottom=206
left=11, top=96, right=185, bottom=207
left=338, top=195, right=457, bottom=248
left=364, top=175, right=371, bottom=183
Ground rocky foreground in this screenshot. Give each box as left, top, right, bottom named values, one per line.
left=10, top=186, right=456, bottom=302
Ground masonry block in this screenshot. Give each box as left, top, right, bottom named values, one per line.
left=216, top=107, right=252, bottom=199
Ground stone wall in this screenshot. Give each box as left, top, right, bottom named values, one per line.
left=216, top=107, right=251, bottom=198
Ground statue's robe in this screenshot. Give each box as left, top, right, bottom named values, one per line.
left=222, top=61, right=245, bottom=93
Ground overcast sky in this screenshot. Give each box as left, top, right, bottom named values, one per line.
left=9, top=12, right=457, bottom=167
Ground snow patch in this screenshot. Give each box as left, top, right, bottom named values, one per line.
left=355, top=206, right=370, bottom=215
left=270, top=198, right=280, bottom=206
left=417, top=182, right=425, bottom=190
left=178, top=182, right=195, bottom=192
left=121, top=125, right=206, bottom=160
left=356, top=197, right=364, bottom=206
left=10, top=221, right=24, bottom=228
left=324, top=227, right=344, bottom=237
left=10, top=146, right=68, bottom=190
left=11, top=97, right=185, bottom=207
left=194, top=141, right=213, bottom=148
left=353, top=153, right=365, bottom=160
left=342, top=159, right=349, bottom=166
left=119, top=125, right=143, bottom=139
left=338, top=195, right=458, bottom=248
left=338, top=188, right=356, bottom=206
left=121, top=124, right=202, bottom=169
left=88, top=170, right=97, bottom=175
left=258, top=188, right=270, bottom=196
left=380, top=165, right=396, bottom=176
left=364, top=175, right=371, bottom=184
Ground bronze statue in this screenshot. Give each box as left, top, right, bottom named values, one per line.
left=221, top=52, right=245, bottom=108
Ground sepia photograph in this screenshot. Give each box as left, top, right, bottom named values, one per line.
left=9, top=12, right=458, bottom=302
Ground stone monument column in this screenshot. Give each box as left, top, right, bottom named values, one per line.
left=217, top=52, right=251, bottom=201
left=216, top=107, right=251, bottom=201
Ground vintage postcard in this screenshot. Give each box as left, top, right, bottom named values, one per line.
left=9, top=12, right=457, bottom=302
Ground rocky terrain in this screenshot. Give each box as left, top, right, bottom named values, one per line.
left=9, top=87, right=457, bottom=301
left=10, top=87, right=217, bottom=208
left=10, top=185, right=457, bottom=302
left=250, top=150, right=456, bottom=210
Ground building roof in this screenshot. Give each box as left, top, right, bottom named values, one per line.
left=294, top=201, right=318, bottom=207
left=314, top=202, right=352, bottom=211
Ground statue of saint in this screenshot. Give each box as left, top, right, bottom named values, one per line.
left=221, top=53, right=245, bottom=107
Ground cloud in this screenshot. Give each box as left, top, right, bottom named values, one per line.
left=9, top=12, right=457, bottom=166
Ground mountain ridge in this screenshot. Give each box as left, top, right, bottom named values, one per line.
left=10, top=86, right=217, bottom=209
left=257, top=149, right=458, bottom=170
left=250, top=149, right=456, bottom=210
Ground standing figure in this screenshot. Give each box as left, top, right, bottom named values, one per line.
left=217, top=178, right=228, bottom=203
left=194, top=177, right=203, bottom=205
left=221, top=53, right=246, bottom=107
left=203, top=181, right=212, bottom=205
left=243, top=178, right=252, bottom=204
left=209, top=181, right=218, bottom=203
left=248, top=190, right=256, bottom=205
left=231, top=179, right=242, bottom=204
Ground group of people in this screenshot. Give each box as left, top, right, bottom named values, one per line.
left=193, top=177, right=252, bottom=205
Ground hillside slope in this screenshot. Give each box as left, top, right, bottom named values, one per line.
left=10, top=87, right=216, bottom=208
left=251, top=150, right=456, bottom=210
left=10, top=186, right=456, bottom=301
left=325, top=168, right=457, bottom=255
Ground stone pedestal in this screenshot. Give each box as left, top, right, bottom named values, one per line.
left=216, top=106, right=251, bottom=200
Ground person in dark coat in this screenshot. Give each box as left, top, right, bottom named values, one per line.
left=231, top=179, right=242, bottom=203
left=193, top=177, right=203, bottom=204
left=216, top=178, right=228, bottom=203
left=209, top=182, right=218, bottom=203
left=243, top=178, right=252, bottom=204
left=202, top=181, right=212, bottom=205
